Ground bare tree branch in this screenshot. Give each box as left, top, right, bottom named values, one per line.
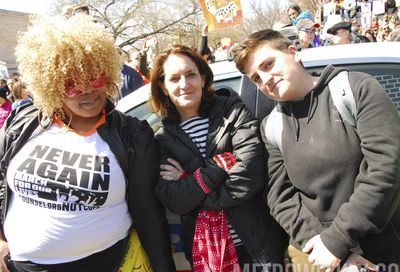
left=118, top=5, right=200, bottom=48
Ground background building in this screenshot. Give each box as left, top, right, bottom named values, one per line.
left=0, top=9, right=31, bottom=76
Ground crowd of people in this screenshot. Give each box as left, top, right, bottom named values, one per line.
left=286, top=2, right=400, bottom=50
left=0, top=74, right=32, bottom=129
left=197, top=2, right=400, bottom=66
left=0, top=3, right=399, bottom=272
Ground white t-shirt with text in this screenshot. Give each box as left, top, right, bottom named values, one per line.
left=5, top=123, right=132, bottom=264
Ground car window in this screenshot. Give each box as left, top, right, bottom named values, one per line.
left=125, top=100, right=151, bottom=120
left=124, top=100, right=162, bottom=131
left=213, top=76, right=242, bottom=93
left=255, top=89, right=276, bottom=121
left=306, top=63, right=400, bottom=112
left=349, top=64, right=400, bottom=112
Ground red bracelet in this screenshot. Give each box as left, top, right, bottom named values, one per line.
left=194, top=168, right=212, bottom=194
left=180, top=171, right=189, bottom=179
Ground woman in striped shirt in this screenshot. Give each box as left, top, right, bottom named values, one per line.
left=150, top=45, right=288, bottom=272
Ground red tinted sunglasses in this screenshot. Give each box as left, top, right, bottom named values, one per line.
left=64, top=75, right=108, bottom=97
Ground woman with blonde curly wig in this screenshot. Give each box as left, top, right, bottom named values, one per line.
left=0, top=15, right=175, bottom=272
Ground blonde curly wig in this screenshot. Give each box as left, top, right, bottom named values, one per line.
left=15, top=15, right=122, bottom=118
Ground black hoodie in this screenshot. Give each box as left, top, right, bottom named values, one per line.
left=262, top=65, right=400, bottom=264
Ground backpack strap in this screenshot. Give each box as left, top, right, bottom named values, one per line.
left=264, top=70, right=356, bottom=152
left=264, top=107, right=283, bottom=152
left=328, top=71, right=357, bottom=128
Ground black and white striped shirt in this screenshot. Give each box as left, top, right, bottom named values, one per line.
left=180, top=117, right=208, bottom=157
left=180, top=116, right=243, bottom=246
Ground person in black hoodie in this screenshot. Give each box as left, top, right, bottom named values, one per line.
left=232, top=29, right=400, bottom=272
left=150, top=45, right=288, bottom=272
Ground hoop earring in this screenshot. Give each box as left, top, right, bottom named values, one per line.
left=53, top=107, right=73, bottom=129
left=61, top=113, right=73, bottom=129
left=106, top=82, right=118, bottom=115
left=106, top=99, right=117, bottom=115
left=38, top=110, right=48, bottom=130
left=37, top=109, right=55, bottom=131
left=66, top=117, right=72, bottom=128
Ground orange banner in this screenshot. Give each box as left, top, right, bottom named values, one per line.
left=199, top=0, right=243, bottom=31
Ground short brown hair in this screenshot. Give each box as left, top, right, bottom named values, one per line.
left=232, top=29, right=292, bottom=74
left=150, top=45, right=215, bottom=123
left=287, top=4, right=302, bottom=14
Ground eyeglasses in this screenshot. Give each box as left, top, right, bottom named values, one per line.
left=64, top=75, right=108, bottom=97
left=300, top=28, right=315, bottom=34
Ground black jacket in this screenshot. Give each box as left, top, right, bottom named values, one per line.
left=262, top=65, right=400, bottom=264
left=0, top=102, right=176, bottom=272
left=155, top=90, right=288, bottom=265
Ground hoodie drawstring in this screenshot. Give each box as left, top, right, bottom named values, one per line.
left=289, top=89, right=316, bottom=142
left=307, top=89, right=315, bottom=124
left=289, top=105, right=300, bottom=141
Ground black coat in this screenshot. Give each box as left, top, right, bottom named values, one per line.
left=0, top=102, right=176, bottom=272
left=155, top=90, right=288, bottom=265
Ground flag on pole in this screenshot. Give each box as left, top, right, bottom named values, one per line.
left=199, top=0, right=243, bottom=31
